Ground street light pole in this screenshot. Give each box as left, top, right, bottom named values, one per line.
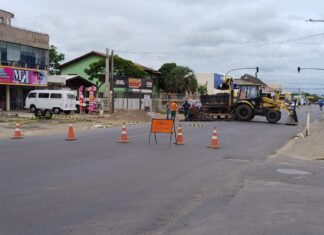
left=223, top=67, right=259, bottom=107
left=225, top=67, right=259, bottom=79
left=305, top=19, right=324, bottom=22
left=297, top=67, right=324, bottom=72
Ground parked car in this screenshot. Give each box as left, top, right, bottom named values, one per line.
left=25, top=90, right=77, bottom=114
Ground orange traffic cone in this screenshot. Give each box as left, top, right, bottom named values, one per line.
left=66, top=124, right=76, bottom=141
left=174, top=124, right=185, bottom=145
left=118, top=123, right=130, bottom=143
left=12, top=122, right=23, bottom=139
left=208, top=127, right=220, bottom=149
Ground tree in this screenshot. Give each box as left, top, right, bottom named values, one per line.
left=49, top=45, right=65, bottom=75
left=84, top=55, right=148, bottom=94
left=197, top=84, right=208, bottom=96
left=164, top=65, right=198, bottom=94
left=158, top=63, right=177, bottom=90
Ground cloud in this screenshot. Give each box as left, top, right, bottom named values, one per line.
left=2, top=0, right=324, bottom=94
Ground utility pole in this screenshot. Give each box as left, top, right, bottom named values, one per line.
left=104, top=48, right=113, bottom=113
left=111, top=50, right=114, bottom=113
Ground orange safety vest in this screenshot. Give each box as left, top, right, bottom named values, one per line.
left=170, top=102, right=177, bottom=111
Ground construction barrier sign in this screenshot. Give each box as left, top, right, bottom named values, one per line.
left=149, top=119, right=176, bottom=146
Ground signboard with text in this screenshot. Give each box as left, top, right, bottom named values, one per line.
left=149, top=119, right=176, bottom=146
left=0, top=66, right=47, bottom=86
left=114, top=76, right=153, bottom=90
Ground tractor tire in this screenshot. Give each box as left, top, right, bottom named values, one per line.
left=235, top=104, right=253, bottom=121
left=35, top=109, right=43, bottom=119
left=266, top=110, right=281, bottom=123
left=44, top=109, right=53, bottom=119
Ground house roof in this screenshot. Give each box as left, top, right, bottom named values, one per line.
left=48, top=75, right=95, bottom=86
left=0, top=9, right=14, bottom=18
left=65, top=75, right=95, bottom=87
left=60, top=51, right=160, bottom=74
left=240, top=74, right=268, bottom=87
left=59, top=51, right=105, bottom=68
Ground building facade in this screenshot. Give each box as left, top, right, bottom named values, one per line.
left=0, top=9, right=49, bottom=111
left=60, top=51, right=160, bottom=111
left=196, top=73, right=226, bottom=94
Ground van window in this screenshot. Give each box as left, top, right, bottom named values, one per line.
left=38, top=93, right=49, bottom=98
left=28, top=93, right=37, bottom=98
left=50, top=93, right=62, bottom=99
left=67, top=94, right=75, bottom=99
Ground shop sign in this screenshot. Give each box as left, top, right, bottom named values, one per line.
left=146, top=81, right=153, bottom=88
left=115, top=79, right=126, bottom=86
left=113, top=76, right=153, bottom=90
left=128, top=78, right=142, bottom=89
left=0, top=66, right=47, bottom=86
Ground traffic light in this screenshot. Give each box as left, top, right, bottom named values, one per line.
left=256, top=67, right=259, bottom=73
left=297, top=67, right=301, bottom=73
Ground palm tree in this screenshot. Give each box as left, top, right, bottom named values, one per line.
left=165, top=66, right=197, bottom=94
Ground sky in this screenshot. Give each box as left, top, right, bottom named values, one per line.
left=3, top=0, right=324, bottom=94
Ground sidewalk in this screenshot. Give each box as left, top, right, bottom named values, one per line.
left=0, top=110, right=152, bottom=138
left=276, top=113, right=324, bottom=160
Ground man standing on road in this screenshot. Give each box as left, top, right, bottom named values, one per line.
left=182, top=100, right=191, bottom=120
left=170, top=101, right=178, bottom=120
left=319, top=100, right=323, bottom=111
left=165, top=102, right=170, bottom=119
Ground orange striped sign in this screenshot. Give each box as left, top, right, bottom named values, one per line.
left=150, top=119, right=174, bottom=133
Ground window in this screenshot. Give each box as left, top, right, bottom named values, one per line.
left=0, top=17, right=3, bottom=24
left=38, top=93, right=49, bottom=98
left=238, top=86, right=260, bottom=100
left=50, top=93, right=62, bottom=99
left=28, top=93, right=37, bottom=98
left=0, top=42, right=48, bottom=69
left=67, top=94, right=75, bottom=99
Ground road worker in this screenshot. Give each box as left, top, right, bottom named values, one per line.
left=170, top=101, right=178, bottom=120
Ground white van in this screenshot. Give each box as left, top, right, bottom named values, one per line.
left=25, top=90, right=77, bottom=114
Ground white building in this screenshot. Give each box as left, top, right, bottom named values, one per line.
left=196, top=73, right=226, bottom=94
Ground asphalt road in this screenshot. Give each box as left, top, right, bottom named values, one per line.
left=0, top=106, right=323, bottom=235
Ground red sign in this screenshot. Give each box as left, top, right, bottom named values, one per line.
left=128, top=78, right=142, bottom=88
left=150, top=119, right=174, bottom=133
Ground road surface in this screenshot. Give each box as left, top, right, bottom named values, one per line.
left=0, top=106, right=323, bottom=235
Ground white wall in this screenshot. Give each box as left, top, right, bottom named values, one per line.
left=196, top=73, right=215, bottom=95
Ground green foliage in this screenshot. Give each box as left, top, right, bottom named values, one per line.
left=158, top=63, right=177, bottom=90
left=197, top=84, right=208, bottom=96
left=84, top=59, right=105, bottom=89
left=113, top=56, right=148, bottom=78
left=164, top=65, right=198, bottom=94
left=84, top=55, right=148, bottom=91
left=49, top=45, right=65, bottom=75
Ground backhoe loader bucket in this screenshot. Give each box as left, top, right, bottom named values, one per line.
left=286, top=102, right=298, bottom=125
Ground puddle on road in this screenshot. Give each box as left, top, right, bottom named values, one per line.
left=276, top=168, right=312, bottom=175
